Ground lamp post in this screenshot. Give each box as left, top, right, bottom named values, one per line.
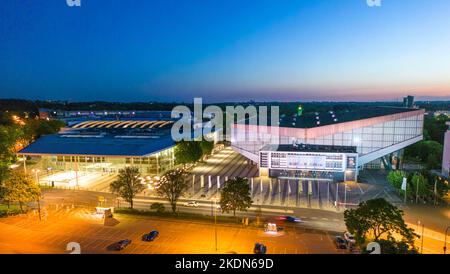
left=211, top=196, right=219, bottom=252
left=444, top=226, right=450, bottom=254
left=31, top=169, right=41, bottom=221
left=420, top=222, right=425, bottom=254
left=31, top=168, right=40, bottom=184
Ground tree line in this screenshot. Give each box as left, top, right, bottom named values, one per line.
left=0, top=111, right=65, bottom=182
left=111, top=165, right=252, bottom=217
left=404, top=114, right=449, bottom=170
left=387, top=170, right=449, bottom=204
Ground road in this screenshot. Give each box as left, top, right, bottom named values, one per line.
left=42, top=188, right=346, bottom=233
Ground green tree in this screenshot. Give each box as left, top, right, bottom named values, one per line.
left=200, top=139, right=214, bottom=157
left=344, top=198, right=418, bottom=247
left=0, top=125, right=23, bottom=167
left=410, top=173, right=429, bottom=202
left=110, top=167, right=145, bottom=209
left=22, top=119, right=66, bottom=143
left=157, top=168, right=189, bottom=214
left=219, top=177, right=253, bottom=217
left=174, top=141, right=202, bottom=166
left=387, top=170, right=406, bottom=190
left=404, top=140, right=443, bottom=170
left=375, top=239, right=419, bottom=254
left=0, top=172, right=41, bottom=212
left=150, top=202, right=165, bottom=213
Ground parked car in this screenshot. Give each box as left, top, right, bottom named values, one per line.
left=335, top=236, right=347, bottom=249
left=344, top=232, right=356, bottom=245
left=253, top=243, right=267, bottom=254
left=142, top=230, right=159, bottom=241
left=114, top=239, right=132, bottom=250
left=184, top=201, right=199, bottom=207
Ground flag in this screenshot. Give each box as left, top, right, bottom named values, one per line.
left=401, top=177, right=407, bottom=191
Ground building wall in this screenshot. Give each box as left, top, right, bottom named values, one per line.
left=38, top=147, right=175, bottom=176
left=443, top=122, right=450, bottom=177
left=231, top=110, right=424, bottom=167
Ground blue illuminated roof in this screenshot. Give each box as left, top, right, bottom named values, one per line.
left=18, top=134, right=175, bottom=157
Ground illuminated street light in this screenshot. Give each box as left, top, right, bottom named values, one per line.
left=31, top=169, right=40, bottom=184
left=211, top=196, right=220, bottom=252
left=31, top=168, right=42, bottom=221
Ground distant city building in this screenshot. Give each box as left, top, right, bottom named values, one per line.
left=231, top=106, right=425, bottom=182
left=403, top=95, right=415, bottom=108
left=443, top=122, right=450, bottom=178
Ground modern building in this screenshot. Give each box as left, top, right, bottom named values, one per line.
left=18, top=120, right=178, bottom=177
left=403, top=95, right=415, bottom=108
left=443, top=122, right=450, bottom=178
left=231, top=106, right=425, bottom=181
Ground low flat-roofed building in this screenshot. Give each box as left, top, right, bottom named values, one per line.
left=18, top=119, right=177, bottom=176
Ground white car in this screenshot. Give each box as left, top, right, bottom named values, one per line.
left=344, top=232, right=356, bottom=245
left=184, top=201, right=199, bottom=207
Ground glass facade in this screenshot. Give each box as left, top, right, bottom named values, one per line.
left=232, top=113, right=424, bottom=167
left=38, top=147, right=175, bottom=176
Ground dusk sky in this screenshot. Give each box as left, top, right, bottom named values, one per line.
left=1, top=0, right=450, bottom=103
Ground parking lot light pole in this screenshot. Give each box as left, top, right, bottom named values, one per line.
left=211, top=196, right=219, bottom=252
left=444, top=226, right=450, bottom=254
left=420, top=222, right=425, bottom=254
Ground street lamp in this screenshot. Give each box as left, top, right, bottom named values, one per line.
left=444, top=226, right=450, bottom=254
left=31, top=169, right=41, bottom=221
left=418, top=221, right=425, bottom=254
left=31, top=168, right=40, bottom=184
left=211, top=196, right=219, bottom=252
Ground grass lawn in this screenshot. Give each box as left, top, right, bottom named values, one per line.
left=114, top=208, right=264, bottom=227
left=0, top=204, right=27, bottom=217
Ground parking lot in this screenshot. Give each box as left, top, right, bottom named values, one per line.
left=0, top=206, right=344, bottom=254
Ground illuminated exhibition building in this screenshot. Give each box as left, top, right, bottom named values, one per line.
left=18, top=120, right=178, bottom=177
left=231, top=106, right=425, bottom=182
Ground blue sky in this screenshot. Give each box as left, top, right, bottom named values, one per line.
left=1, top=0, right=449, bottom=102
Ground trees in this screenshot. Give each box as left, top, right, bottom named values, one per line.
left=344, top=198, right=417, bottom=248
left=150, top=202, right=165, bottom=213
left=0, top=124, right=23, bottom=168
left=157, top=168, right=189, bottom=214
left=174, top=141, right=203, bottom=166
left=22, top=119, right=66, bottom=142
left=404, top=141, right=443, bottom=170
left=410, top=173, right=429, bottom=202
left=174, top=139, right=215, bottom=166
left=219, top=177, right=252, bottom=217
left=110, top=167, right=145, bottom=209
left=376, top=239, right=419, bottom=254
left=389, top=170, right=449, bottom=204
left=200, top=140, right=214, bottom=157
left=0, top=172, right=41, bottom=212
